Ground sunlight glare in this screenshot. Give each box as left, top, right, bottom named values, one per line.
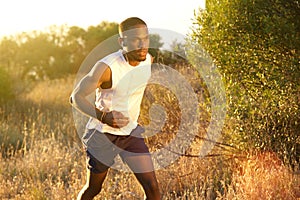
left=0, top=0, right=205, bottom=37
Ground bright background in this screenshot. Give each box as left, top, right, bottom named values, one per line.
left=0, top=0, right=205, bottom=38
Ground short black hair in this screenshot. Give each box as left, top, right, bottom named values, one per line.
left=119, top=17, right=147, bottom=35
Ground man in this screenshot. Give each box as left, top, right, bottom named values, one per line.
left=70, top=17, right=161, bottom=200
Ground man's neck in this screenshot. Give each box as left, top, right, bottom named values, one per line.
left=124, top=53, right=140, bottom=67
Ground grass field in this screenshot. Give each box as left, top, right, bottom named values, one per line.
left=0, top=75, right=299, bottom=199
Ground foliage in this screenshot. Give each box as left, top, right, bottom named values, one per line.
left=0, top=67, right=14, bottom=101
left=0, top=22, right=169, bottom=81
left=148, top=34, right=164, bottom=60
left=190, top=0, right=300, bottom=166
left=0, top=22, right=119, bottom=80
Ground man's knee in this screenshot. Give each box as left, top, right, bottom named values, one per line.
left=143, top=179, right=160, bottom=192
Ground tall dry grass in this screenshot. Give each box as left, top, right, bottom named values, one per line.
left=0, top=73, right=299, bottom=199
left=218, top=152, right=299, bottom=200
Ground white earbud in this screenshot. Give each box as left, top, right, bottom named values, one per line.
left=122, top=39, right=127, bottom=47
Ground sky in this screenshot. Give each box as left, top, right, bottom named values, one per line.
left=0, top=0, right=205, bottom=38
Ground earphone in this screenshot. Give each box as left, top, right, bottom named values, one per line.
left=119, top=36, right=127, bottom=48
left=121, top=38, right=127, bottom=47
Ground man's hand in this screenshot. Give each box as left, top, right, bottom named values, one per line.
left=102, top=111, right=129, bottom=128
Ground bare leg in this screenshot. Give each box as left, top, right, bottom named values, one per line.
left=134, top=172, right=161, bottom=200
left=124, top=155, right=161, bottom=200
left=77, top=169, right=108, bottom=200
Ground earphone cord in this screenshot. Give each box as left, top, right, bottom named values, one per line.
left=123, top=52, right=129, bottom=63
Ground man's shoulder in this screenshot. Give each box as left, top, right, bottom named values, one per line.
left=99, top=50, right=122, bottom=65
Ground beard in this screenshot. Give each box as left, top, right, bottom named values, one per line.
left=127, top=49, right=148, bottom=62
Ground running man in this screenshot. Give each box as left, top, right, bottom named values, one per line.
left=70, top=17, right=161, bottom=200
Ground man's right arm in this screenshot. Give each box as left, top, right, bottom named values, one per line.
left=70, top=62, right=129, bottom=128
left=70, top=61, right=109, bottom=119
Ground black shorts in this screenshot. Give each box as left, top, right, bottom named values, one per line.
left=84, top=125, right=150, bottom=173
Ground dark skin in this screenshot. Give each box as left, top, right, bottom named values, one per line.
left=71, top=24, right=161, bottom=200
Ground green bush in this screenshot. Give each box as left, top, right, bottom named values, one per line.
left=190, top=0, right=300, bottom=167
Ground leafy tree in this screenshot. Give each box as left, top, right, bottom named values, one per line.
left=0, top=22, right=120, bottom=80
left=83, top=21, right=119, bottom=53
left=0, top=67, right=14, bottom=101
left=17, top=32, right=56, bottom=79
left=0, top=37, right=18, bottom=73
left=64, top=26, right=87, bottom=73
left=148, top=34, right=164, bottom=61
left=191, top=0, right=300, bottom=165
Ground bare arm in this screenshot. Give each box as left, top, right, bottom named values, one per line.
left=70, top=61, right=128, bottom=128
left=70, top=61, right=108, bottom=117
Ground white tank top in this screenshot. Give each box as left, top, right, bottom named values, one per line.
left=86, top=49, right=152, bottom=135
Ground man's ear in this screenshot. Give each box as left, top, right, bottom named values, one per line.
left=118, top=37, right=127, bottom=47
left=118, top=37, right=123, bottom=47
